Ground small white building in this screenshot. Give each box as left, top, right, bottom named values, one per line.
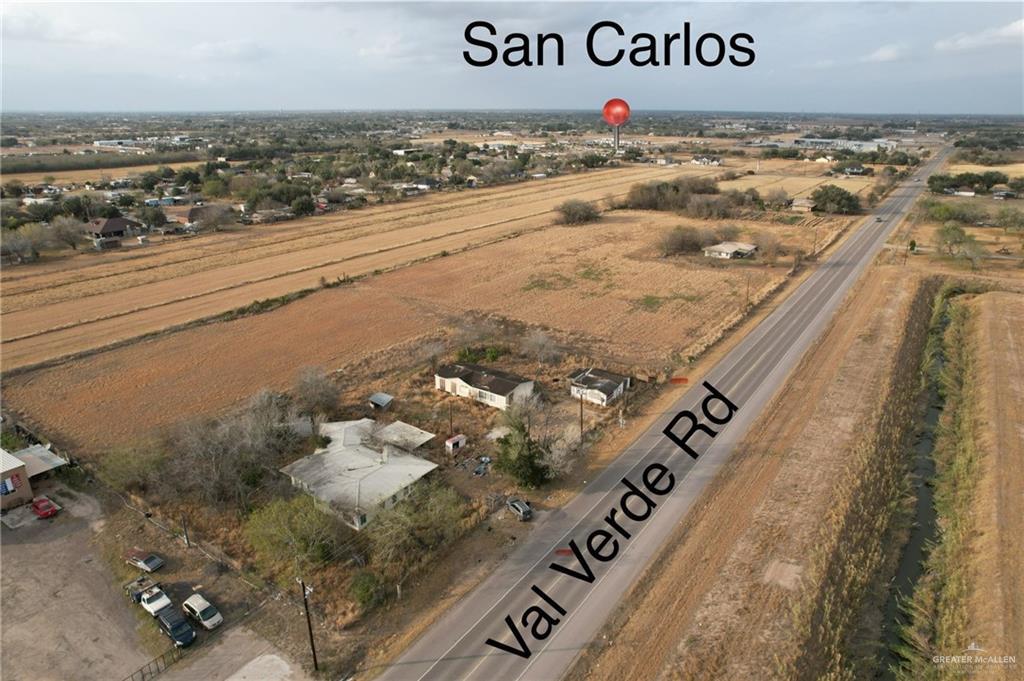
left=280, top=419, right=437, bottom=530
left=568, top=368, right=631, bottom=407
left=703, top=241, right=758, bottom=259
left=691, top=156, right=722, bottom=166
left=434, top=364, right=533, bottom=411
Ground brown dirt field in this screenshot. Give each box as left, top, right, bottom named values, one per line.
left=0, top=160, right=208, bottom=186
left=564, top=264, right=919, bottom=681
left=1, top=165, right=708, bottom=370
left=0, top=208, right=811, bottom=456
left=966, top=291, right=1024, bottom=677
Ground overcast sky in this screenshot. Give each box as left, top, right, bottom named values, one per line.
left=2, top=2, right=1022, bottom=114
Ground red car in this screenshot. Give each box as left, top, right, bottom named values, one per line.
left=31, top=497, right=59, bottom=519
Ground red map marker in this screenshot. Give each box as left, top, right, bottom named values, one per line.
left=602, top=98, right=631, bottom=152
left=602, top=98, right=631, bottom=127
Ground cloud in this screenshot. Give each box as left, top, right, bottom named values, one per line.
left=2, top=6, right=114, bottom=44
left=935, top=18, right=1024, bottom=52
left=192, top=40, right=267, bottom=62
left=861, top=44, right=907, bottom=63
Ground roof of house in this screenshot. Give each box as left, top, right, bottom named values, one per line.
left=791, top=198, right=816, bottom=207
left=11, top=444, right=66, bottom=478
left=280, top=419, right=437, bottom=513
left=368, top=392, right=394, bottom=408
left=568, top=368, right=630, bottom=397
left=435, top=364, right=531, bottom=396
left=1, top=448, right=25, bottom=477
left=704, top=241, right=758, bottom=255
left=87, top=217, right=141, bottom=235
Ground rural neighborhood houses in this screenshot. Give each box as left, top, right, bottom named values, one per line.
left=85, top=216, right=142, bottom=240
left=280, top=418, right=437, bottom=530
left=568, top=368, right=631, bottom=407
left=435, top=363, right=534, bottom=410
left=703, top=241, right=758, bottom=259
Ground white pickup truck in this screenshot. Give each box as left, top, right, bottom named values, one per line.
left=139, top=586, right=172, bottom=616
left=124, top=577, right=172, bottom=616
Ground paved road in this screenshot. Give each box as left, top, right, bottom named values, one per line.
left=374, top=150, right=950, bottom=681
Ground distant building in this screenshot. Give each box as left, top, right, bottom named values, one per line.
left=85, top=217, right=142, bottom=239
left=568, top=368, right=631, bottom=407
left=793, top=137, right=897, bottom=152
left=691, top=156, right=722, bottom=166
left=703, top=241, right=758, bottom=259
left=435, top=364, right=534, bottom=411
left=791, top=198, right=816, bottom=213
left=280, top=419, right=436, bottom=530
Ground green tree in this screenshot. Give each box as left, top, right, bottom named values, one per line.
left=936, top=221, right=968, bottom=256
left=245, top=495, right=355, bottom=581
left=291, top=196, right=316, bottom=216
left=810, top=184, right=861, bottom=214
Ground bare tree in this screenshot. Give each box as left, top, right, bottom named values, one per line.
left=764, top=187, right=790, bottom=210
left=51, top=216, right=86, bottom=251
left=522, top=330, right=559, bottom=363
left=419, top=340, right=447, bottom=371
left=753, top=232, right=781, bottom=264
left=294, top=367, right=341, bottom=429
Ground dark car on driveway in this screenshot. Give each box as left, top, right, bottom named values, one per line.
left=156, top=606, right=196, bottom=648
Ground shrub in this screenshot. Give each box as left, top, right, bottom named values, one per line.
left=349, top=570, right=388, bottom=610
left=245, top=495, right=358, bottom=582
left=555, top=200, right=600, bottom=225
left=660, top=226, right=714, bottom=256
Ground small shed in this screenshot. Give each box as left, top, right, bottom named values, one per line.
left=368, top=392, right=394, bottom=411
left=445, top=434, right=467, bottom=454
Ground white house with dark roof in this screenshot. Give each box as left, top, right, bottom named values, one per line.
left=703, top=241, right=758, bottom=260
left=568, top=368, right=631, bottom=406
left=434, top=364, right=533, bottom=411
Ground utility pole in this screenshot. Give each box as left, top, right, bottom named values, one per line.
left=298, top=579, right=318, bottom=672
left=579, top=394, right=584, bottom=439
left=449, top=402, right=453, bottom=436
left=181, top=514, right=190, bottom=548
left=745, top=273, right=751, bottom=308
left=812, top=223, right=819, bottom=255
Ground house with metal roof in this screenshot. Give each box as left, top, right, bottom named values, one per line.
left=568, top=368, right=632, bottom=407
left=703, top=241, right=758, bottom=260
left=280, top=418, right=436, bottom=530
left=434, top=364, right=534, bottom=411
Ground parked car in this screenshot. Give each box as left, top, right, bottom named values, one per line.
left=125, top=549, right=165, bottom=573
left=183, top=593, right=223, bottom=630
left=506, top=497, right=533, bottom=521
left=139, top=586, right=172, bottom=616
left=156, top=606, right=196, bottom=648
left=31, top=497, right=59, bottom=519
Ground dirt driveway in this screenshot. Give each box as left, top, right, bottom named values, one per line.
left=0, top=481, right=150, bottom=681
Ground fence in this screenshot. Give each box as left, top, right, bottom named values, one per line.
left=121, top=645, right=187, bottom=681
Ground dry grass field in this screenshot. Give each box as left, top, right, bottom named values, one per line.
left=966, top=292, right=1024, bottom=677
left=1, top=160, right=208, bottom=186
left=1, top=206, right=821, bottom=455
left=1, top=165, right=699, bottom=369
left=947, top=162, right=1024, bottom=176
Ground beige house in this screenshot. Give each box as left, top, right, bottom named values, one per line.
left=1, top=449, right=33, bottom=510
left=791, top=198, right=816, bottom=213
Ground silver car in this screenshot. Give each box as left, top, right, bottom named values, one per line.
left=182, top=593, right=224, bottom=630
